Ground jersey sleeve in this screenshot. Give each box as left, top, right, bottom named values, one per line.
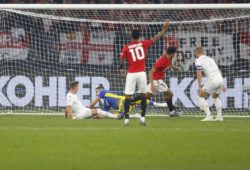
left=98, top=90, right=106, bottom=99
left=195, top=60, right=202, bottom=71
left=120, top=46, right=127, bottom=59
left=66, top=95, right=74, bottom=106
left=142, top=39, right=154, bottom=48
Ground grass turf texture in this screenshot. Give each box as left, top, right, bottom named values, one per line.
left=0, top=116, right=250, bottom=170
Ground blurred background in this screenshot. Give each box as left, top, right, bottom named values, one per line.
left=0, top=0, right=249, bottom=4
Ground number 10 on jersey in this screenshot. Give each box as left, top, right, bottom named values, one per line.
left=129, top=46, right=145, bottom=62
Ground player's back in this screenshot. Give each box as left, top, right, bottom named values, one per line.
left=98, top=89, right=123, bottom=108
left=153, top=54, right=172, bottom=80
left=121, top=40, right=153, bottom=73
left=195, top=55, right=222, bottom=80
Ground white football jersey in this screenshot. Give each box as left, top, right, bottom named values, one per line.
left=195, top=55, right=223, bottom=80
left=66, top=92, right=86, bottom=115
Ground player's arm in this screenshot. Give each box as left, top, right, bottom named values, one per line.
left=89, top=97, right=101, bottom=108
left=197, top=69, right=203, bottom=91
left=195, top=61, right=203, bottom=93
left=218, top=69, right=226, bottom=92
left=169, top=64, right=181, bottom=72
left=149, top=67, right=157, bottom=94
left=65, top=106, right=73, bottom=119
left=151, top=20, right=170, bottom=43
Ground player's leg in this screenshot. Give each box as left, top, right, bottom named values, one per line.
left=130, top=82, right=156, bottom=104
left=131, top=95, right=142, bottom=103
left=162, top=89, right=174, bottom=114
left=163, top=88, right=173, bottom=109
left=146, top=81, right=156, bottom=98
left=123, top=73, right=136, bottom=126
left=157, top=80, right=180, bottom=117
left=163, top=89, right=181, bottom=117
left=212, top=94, right=223, bottom=121
left=140, top=93, right=147, bottom=124
left=91, top=109, right=118, bottom=118
left=137, top=72, right=148, bottom=126
left=199, top=84, right=213, bottom=121
left=212, top=85, right=223, bottom=121
left=124, top=95, right=132, bottom=124
left=74, top=108, right=98, bottom=119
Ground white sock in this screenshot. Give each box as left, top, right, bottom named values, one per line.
left=214, top=98, right=222, bottom=117
left=153, top=102, right=168, bottom=107
left=125, top=119, right=129, bottom=124
left=198, top=96, right=211, bottom=117
left=97, top=109, right=117, bottom=118
left=140, top=116, right=145, bottom=122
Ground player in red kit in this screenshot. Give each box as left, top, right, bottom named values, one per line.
left=147, top=46, right=181, bottom=117
left=120, top=21, right=170, bottom=126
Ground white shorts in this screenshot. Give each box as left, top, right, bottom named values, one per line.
left=147, top=79, right=169, bottom=94
left=74, top=108, right=92, bottom=119
left=203, top=77, right=223, bottom=95
left=124, top=72, right=147, bottom=95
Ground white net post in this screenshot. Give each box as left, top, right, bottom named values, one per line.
left=0, top=4, right=249, bottom=116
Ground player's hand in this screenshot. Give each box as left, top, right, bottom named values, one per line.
left=175, top=67, right=181, bottom=72
left=221, top=84, right=227, bottom=92
left=198, top=87, right=203, bottom=96
left=120, top=69, right=126, bottom=76
left=151, top=85, right=157, bottom=94
left=172, top=66, right=180, bottom=72
left=162, top=20, right=170, bottom=31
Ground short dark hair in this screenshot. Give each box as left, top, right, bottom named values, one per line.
left=96, top=84, right=104, bottom=90
left=131, top=30, right=140, bottom=40
left=166, top=46, right=177, bottom=55
left=69, top=81, right=79, bottom=89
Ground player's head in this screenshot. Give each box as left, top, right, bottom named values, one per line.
left=166, top=46, right=177, bottom=58
left=69, top=81, right=79, bottom=93
left=194, top=47, right=204, bottom=58
left=131, top=30, right=140, bottom=41
left=95, top=84, right=104, bottom=95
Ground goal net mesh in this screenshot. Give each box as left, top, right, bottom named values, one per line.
left=0, top=8, right=249, bottom=116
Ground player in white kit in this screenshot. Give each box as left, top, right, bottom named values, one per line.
left=194, top=47, right=226, bottom=121
left=65, top=81, right=118, bottom=120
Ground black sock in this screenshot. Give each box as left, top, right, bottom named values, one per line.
left=124, top=98, right=131, bottom=119
left=141, top=96, right=147, bottom=117
left=166, top=98, right=175, bottom=112
left=131, top=95, right=141, bottom=102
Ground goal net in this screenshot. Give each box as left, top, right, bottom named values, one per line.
left=0, top=5, right=249, bottom=116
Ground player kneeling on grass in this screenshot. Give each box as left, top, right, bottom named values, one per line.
left=194, top=47, right=226, bottom=121
left=89, top=84, right=168, bottom=119
left=147, top=46, right=181, bottom=117
left=65, top=81, right=118, bottom=120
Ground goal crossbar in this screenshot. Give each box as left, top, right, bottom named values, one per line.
left=2, top=9, right=250, bottom=25
left=0, top=4, right=250, bottom=10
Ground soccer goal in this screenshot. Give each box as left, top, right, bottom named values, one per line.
left=0, top=4, right=249, bottom=116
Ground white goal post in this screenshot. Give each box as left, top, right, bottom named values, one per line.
left=0, top=4, right=249, bottom=116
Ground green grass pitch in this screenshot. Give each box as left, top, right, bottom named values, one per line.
left=0, top=115, right=250, bottom=170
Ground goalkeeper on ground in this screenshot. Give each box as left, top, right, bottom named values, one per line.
left=89, top=84, right=168, bottom=118
left=65, top=81, right=118, bottom=120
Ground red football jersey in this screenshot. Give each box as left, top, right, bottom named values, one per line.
left=153, top=54, right=172, bottom=80
left=120, top=40, right=153, bottom=73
